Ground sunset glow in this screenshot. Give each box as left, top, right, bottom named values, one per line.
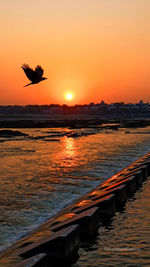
left=0, top=0, right=150, bottom=105
left=65, top=92, right=74, bottom=101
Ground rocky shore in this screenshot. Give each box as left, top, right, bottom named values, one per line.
left=0, top=114, right=150, bottom=129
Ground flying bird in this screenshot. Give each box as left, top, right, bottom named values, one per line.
left=22, top=64, right=47, bottom=87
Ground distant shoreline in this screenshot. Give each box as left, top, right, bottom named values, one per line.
left=0, top=114, right=150, bottom=129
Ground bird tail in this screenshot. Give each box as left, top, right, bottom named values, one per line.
left=24, top=82, right=33, bottom=87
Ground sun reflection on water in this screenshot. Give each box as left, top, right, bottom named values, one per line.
left=64, top=137, right=75, bottom=157
left=57, top=137, right=78, bottom=168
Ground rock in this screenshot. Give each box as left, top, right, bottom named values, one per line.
left=43, top=139, right=60, bottom=142
left=0, top=130, right=28, bottom=138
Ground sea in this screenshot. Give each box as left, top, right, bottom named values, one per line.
left=0, top=125, right=150, bottom=265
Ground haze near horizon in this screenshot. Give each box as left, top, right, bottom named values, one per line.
left=0, top=0, right=150, bottom=105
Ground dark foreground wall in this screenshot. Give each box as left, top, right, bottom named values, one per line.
left=0, top=152, right=150, bottom=267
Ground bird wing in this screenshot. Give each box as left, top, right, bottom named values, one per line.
left=22, top=64, right=37, bottom=82
left=35, top=65, right=44, bottom=78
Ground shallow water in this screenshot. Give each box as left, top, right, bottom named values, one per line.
left=0, top=126, right=150, bottom=254
left=73, top=179, right=150, bottom=267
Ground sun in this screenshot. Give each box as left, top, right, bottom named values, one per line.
left=65, top=92, right=74, bottom=101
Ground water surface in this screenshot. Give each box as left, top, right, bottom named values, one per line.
left=73, top=179, right=150, bottom=266
left=0, top=126, right=150, bottom=254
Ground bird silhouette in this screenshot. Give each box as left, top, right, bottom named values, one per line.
left=22, top=64, right=47, bottom=87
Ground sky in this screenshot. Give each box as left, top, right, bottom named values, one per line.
left=0, top=0, right=150, bottom=105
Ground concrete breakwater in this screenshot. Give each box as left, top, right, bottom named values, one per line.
left=0, top=153, right=150, bottom=267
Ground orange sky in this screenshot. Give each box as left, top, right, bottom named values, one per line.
left=0, top=0, right=150, bottom=105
